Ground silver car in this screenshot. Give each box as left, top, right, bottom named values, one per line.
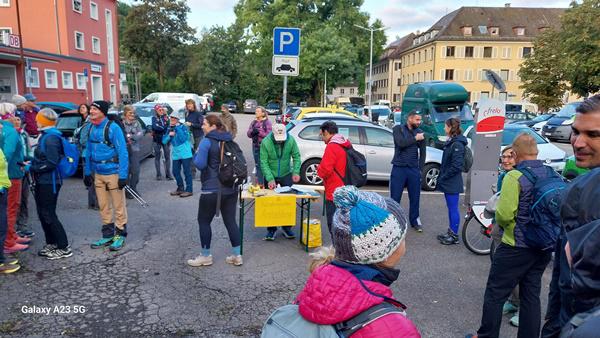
left=288, top=118, right=443, bottom=191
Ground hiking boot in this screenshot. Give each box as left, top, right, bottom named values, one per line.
left=179, top=192, right=193, bottom=198
left=45, top=248, right=73, bottom=260
left=125, top=191, right=134, bottom=199
left=109, top=235, right=125, bottom=251
left=170, top=190, right=183, bottom=196
left=0, top=263, right=21, bottom=274
left=17, top=229, right=35, bottom=238
left=502, top=301, right=519, bottom=314
left=187, top=255, right=213, bottom=267
left=91, top=237, right=114, bottom=249
left=510, top=312, right=519, bottom=327
left=412, top=224, right=424, bottom=233
left=440, top=233, right=459, bottom=245
left=225, top=255, right=243, bottom=266
left=38, top=244, right=57, bottom=257
left=282, top=228, right=296, bottom=239
left=4, top=243, right=29, bottom=254
left=263, top=230, right=276, bottom=241
left=16, top=236, right=32, bottom=244
left=437, top=230, right=453, bottom=241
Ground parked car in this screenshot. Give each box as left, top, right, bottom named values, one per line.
left=130, top=102, right=173, bottom=126
left=292, top=107, right=358, bottom=120
left=55, top=110, right=83, bottom=141
left=139, top=92, right=207, bottom=113
left=244, top=99, right=258, bottom=114
left=358, top=105, right=391, bottom=125
left=226, top=100, right=237, bottom=113
left=265, top=102, right=282, bottom=115
left=512, top=113, right=555, bottom=133
left=385, top=111, right=403, bottom=129
left=505, top=111, right=537, bottom=124
left=37, top=102, right=78, bottom=115
left=542, top=102, right=583, bottom=142
left=343, top=104, right=362, bottom=115
left=562, top=155, right=590, bottom=181
left=287, top=117, right=443, bottom=191
left=465, top=124, right=566, bottom=172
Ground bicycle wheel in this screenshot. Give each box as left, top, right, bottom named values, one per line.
left=462, top=212, right=492, bottom=255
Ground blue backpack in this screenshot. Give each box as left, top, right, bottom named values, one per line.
left=520, top=166, right=567, bottom=251
left=40, top=133, right=80, bottom=178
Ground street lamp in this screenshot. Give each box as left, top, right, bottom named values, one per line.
left=323, top=65, right=335, bottom=107
left=354, top=24, right=387, bottom=119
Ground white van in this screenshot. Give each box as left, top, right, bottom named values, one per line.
left=139, top=92, right=209, bottom=112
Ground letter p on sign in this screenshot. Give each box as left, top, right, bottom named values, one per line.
left=273, top=27, right=301, bottom=57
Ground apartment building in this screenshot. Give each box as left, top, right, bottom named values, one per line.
left=0, top=0, right=120, bottom=104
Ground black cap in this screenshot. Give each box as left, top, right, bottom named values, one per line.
left=91, top=100, right=110, bottom=115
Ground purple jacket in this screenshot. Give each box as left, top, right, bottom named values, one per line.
left=246, top=119, right=272, bottom=148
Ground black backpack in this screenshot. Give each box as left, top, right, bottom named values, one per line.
left=335, top=146, right=368, bottom=188
left=463, top=146, right=473, bottom=173
left=218, top=141, right=248, bottom=188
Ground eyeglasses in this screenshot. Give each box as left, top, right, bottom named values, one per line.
left=501, top=155, right=513, bottom=159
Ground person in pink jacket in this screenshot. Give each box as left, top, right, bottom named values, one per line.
left=296, top=185, right=421, bottom=338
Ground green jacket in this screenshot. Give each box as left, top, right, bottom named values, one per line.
left=0, top=149, right=11, bottom=190
left=259, top=134, right=301, bottom=182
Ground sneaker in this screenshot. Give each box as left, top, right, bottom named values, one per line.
left=6, top=258, right=19, bottom=265
left=225, top=255, right=243, bottom=266
left=17, top=230, right=35, bottom=238
left=263, top=230, right=276, bottom=241
left=109, top=235, right=125, bottom=251
left=282, top=228, right=296, bottom=239
left=166, top=176, right=174, bottom=181
left=437, top=230, right=452, bottom=241
left=412, top=224, right=424, bottom=233
left=45, top=248, right=73, bottom=260
left=502, top=301, right=519, bottom=315
left=4, top=243, right=29, bottom=254
left=510, top=312, right=519, bottom=327
left=170, top=190, right=183, bottom=196
left=16, top=236, right=32, bottom=244
left=187, top=255, right=213, bottom=267
left=0, top=263, right=21, bottom=274
left=90, top=237, right=114, bottom=249
left=179, top=192, right=193, bottom=198
left=440, top=233, right=459, bottom=245
left=465, top=335, right=477, bottom=338
left=38, top=244, right=57, bottom=257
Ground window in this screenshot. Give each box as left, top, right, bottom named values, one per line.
left=489, top=27, right=499, bottom=36
left=480, top=91, right=489, bottom=100
left=465, top=46, right=474, bottom=58
left=0, top=27, right=11, bottom=42
left=105, top=9, right=115, bottom=74
left=483, top=47, right=493, bottom=58
left=340, top=88, right=345, bottom=94
left=446, top=46, right=455, bottom=57
left=90, top=2, right=98, bottom=20
left=92, top=36, right=100, bottom=54
left=522, top=47, right=532, bottom=58
left=76, top=73, right=86, bottom=89
left=424, top=49, right=427, bottom=61
left=72, top=0, right=82, bottom=13
left=365, top=128, right=394, bottom=148
left=397, top=78, right=401, bottom=86
left=75, top=31, right=84, bottom=50
left=500, top=69, right=509, bottom=81
left=62, top=71, right=73, bottom=89
left=464, top=69, right=473, bottom=81
left=478, top=26, right=488, bottom=34
left=499, top=92, right=508, bottom=101
left=514, top=27, right=525, bottom=36
left=445, top=69, right=454, bottom=81
left=502, top=47, right=511, bottom=59
left=462, top=26, right=473, bottom=36
left=0, top=0, right=9, bottom=7
left=417, top=51, right=421, bottom=64
left=431, top=47, right=434, bottom=61
left=350, top=88, right=354, bottom=94
left=45, top=69, right=58, bottom=88
left=27, top=68, right=39, bottom=88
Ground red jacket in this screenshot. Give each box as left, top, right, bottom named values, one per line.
left=317, top=135, right=350, bottom=201
left=297, top=264, right=421, bottom=338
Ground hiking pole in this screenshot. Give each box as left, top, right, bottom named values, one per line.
left=124, top=185, right=148, bottom=208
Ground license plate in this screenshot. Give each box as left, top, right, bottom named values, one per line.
left=545, top=132, right=552, bottom=136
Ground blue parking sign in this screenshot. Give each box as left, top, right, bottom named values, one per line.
left=273, top=27, right=301, bottom=57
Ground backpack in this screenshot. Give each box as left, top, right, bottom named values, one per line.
left=40, top=133, right=80, bottom=178
left=261, top=302, right=405, bottom=338
left=88, top=120, right=124, bottom=148
left=462, top=146, right=473, bottom=173
left=218, top=140, right=248, bottom=188
left=335, top=146, right=368, bottom=188
left=520, top=166, right=567, bottom=251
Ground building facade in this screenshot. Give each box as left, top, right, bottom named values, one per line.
left=330, top=84, right=359, bottom=99
left=0, top=0, right=120, bottom=104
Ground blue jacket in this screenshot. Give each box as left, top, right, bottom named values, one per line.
left=0, top=120, right=24, bottom=179
left=151, top=114, right=170, bottom=143
left=84, top=118, right=129, bottom=179
left=162, top=124, right=192, bottom=160
left=31, top=128, right=63, bottom=185
left=194, top=130, right=234, bottom=194
left=391, top=124, right=426, bottom=168
left=437, top=135, right=468, bottom=194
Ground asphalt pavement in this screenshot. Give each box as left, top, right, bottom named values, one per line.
left=0, top=113, right=564, bottom=338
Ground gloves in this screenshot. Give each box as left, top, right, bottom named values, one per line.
left=118, top=178, right=128, bottom=190
left=84, top=175, right=93, bottom=187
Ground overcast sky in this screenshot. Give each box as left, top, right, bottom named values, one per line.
left=130, top=0, right=572, bottom=45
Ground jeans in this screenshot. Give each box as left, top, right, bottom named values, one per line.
left=197, top=192, right=240, bottom=250
left=253, top=147, right=263, bottom=184
left=16, top=174, right=29, bottom=229
left=35, top=184, right=68, bottom=249
left=153, top=141, right=171, bottom=178
left=325, top=200, right=336, bottom=237
left=477, top=243, right=552, bottom=338
left=128, top=150, right=141, bottom=192
left=173, top=158, right=193, bottom=193
left=389, top=166, right=422, bottom=227
left=0, top=190, right=8, bottom=264
left=444, top=193, right=460, bottom=234
left=264, top=174, right=293, bottom=233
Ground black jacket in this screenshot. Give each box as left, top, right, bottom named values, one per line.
left=31, top=129, right=63, bottom=185
left=391, top=124, right=426, bottom=168
left=186, top=110, right=204, bottom=139
left=437, top=135, right=467, bottom=194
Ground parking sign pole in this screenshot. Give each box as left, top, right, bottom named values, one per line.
left=282, top=76, right=288, bottom=111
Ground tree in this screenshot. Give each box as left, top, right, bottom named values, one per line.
left=121, top=0, right=196, bottom=89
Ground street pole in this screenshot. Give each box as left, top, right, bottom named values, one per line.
left=15, top=0, right=27, bottom=94
left=323, top=68, right=327, bottom=107
left=282, top=76, right=288, bottom=111
left=368, top=29, right=373, bottom=120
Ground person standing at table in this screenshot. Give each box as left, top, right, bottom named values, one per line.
left=260, top=123, right=301, bottom=241
left=247, top=106, right=271, bottom=184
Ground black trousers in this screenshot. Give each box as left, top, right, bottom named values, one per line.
left=197, top=192, right=240, bottom=250
left=35, top=184, right=68, bottom=249
left=325, top=200, right=336, bottom=236
left=16, top=173, right=29, bottom=227
left=477, top=243, right=552, bottom=338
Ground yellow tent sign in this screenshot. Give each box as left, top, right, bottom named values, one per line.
left=254, top=195, right=297, bottom=227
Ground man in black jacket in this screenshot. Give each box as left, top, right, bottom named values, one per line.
left=184, top=99, right=203, bottom=177
left=390, top=111, right=426, bottom=232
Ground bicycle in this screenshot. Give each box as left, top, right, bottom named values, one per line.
left=462, top=203, right=494, bottom=255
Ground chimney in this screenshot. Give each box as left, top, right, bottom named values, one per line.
left=416, top=30, right=420, bottom=36
left=505, top=3, right=511, bottom=7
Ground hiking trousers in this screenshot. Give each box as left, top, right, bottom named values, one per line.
left=94, top=174, right=128, bottom=230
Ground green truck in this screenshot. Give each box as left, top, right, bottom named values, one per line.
left=401, top=81, right=474, bottom=148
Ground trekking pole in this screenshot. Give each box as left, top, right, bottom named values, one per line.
left=124, top=185, right=149, bottom=208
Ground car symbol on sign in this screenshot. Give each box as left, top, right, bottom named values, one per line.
left=276, top=64, right=295, bottom=72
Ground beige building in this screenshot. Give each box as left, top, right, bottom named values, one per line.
left=330, top=84, right=359, bottom=99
